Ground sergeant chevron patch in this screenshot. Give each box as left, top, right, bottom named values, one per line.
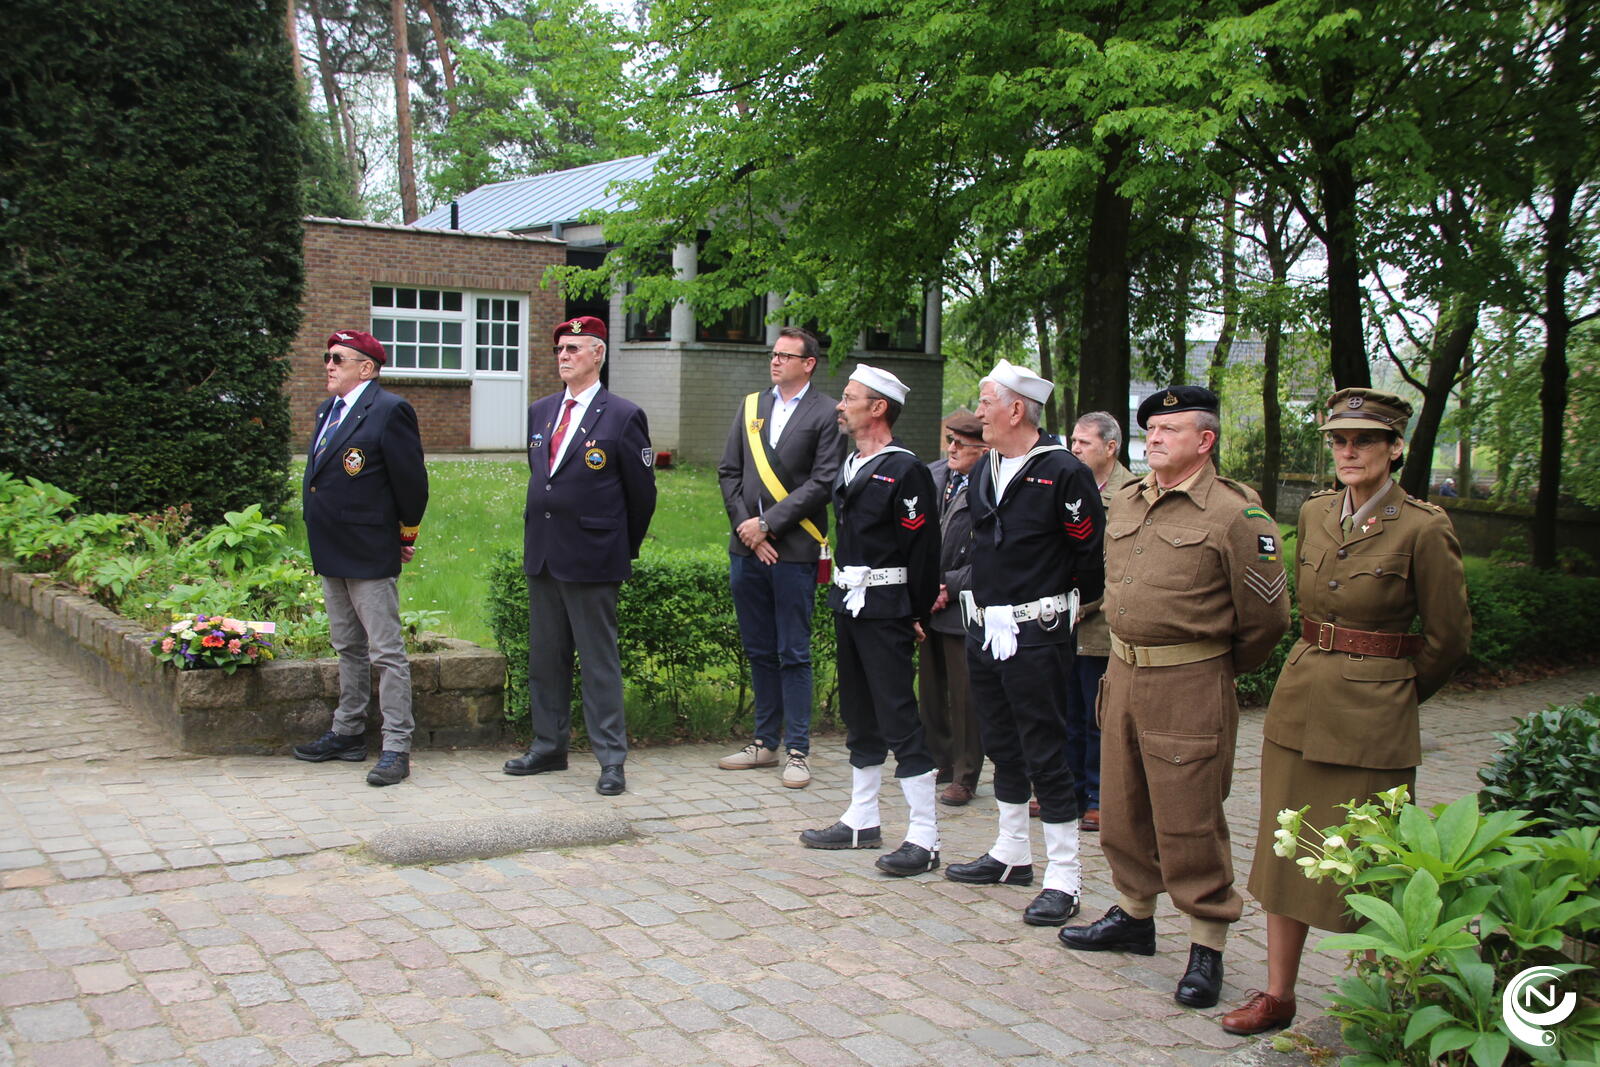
left=1243, top=567, right=1287, bottom=603
left=1063, top=518, right=1094, bottom=541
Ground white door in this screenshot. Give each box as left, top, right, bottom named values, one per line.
left=470, top=296, right=528, bottom=449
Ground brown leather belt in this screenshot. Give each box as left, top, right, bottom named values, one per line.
left=1302, top=619, right=1422, bottom=658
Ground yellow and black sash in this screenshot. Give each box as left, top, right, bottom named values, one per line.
left=744, top=391, right=827, bottom=549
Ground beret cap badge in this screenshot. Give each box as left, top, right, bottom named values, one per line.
left=1163, top=392, right=1179, bottom=407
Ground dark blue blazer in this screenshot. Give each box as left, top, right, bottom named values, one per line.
left=303, top=383, right=429, bottom=580
left=523, top=387, right=657, bottom=583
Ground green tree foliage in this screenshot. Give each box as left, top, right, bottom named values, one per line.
left=0, top=0, right=305, bottom=523
left=425, top=0, right=654, bottom=201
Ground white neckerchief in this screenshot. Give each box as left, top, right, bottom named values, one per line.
left=768, top=382, right=809, bottom=446
left=550, top=379, right=602, bottom=469
left=842, top=444, right=912, bottom=485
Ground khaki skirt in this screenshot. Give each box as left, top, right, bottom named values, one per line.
left=1246, top=739, right=1416, bottom=933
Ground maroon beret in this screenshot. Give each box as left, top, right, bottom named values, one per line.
left=327, top=330, right=387, bottom=366
left=554, top=315, right=607, bottom=344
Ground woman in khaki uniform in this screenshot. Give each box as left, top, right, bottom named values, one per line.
left=1220, top=388, right=1470, bottom=1036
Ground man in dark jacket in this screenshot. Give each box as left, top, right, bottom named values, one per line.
left=715, top=327, right=844, bottom=789
left=918, top=410, right=988, bottom=806
left=503, top=316, right=657, bottom=797
left=799, top=364, right=943, bottom=877
left=293, top=329, right=429, bottom=787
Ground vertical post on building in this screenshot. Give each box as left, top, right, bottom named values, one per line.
left=670, top=242, right=696, bottom=343
left=765, top=293, right=784, bottom=347
left=924, top=284, right=942, bottom=355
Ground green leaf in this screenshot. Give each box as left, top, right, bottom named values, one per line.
left=1404, top=1005, right=1456, bottom=1047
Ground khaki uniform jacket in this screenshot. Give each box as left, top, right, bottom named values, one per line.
left=1076, top=462, right=1138, bottom=658
left=1263, top=482, right=1470, bottom=769
left=1103, top=464, right=1289, bottom=673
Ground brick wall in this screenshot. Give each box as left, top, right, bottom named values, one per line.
left=295, top=220, right=566, bottom=450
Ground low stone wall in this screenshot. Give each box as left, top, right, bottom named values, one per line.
left=0, top=564, right=507, bottom=754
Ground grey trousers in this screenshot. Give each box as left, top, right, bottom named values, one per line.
left=526, top=573, right=627, bottom=767
left=322, top=575, right=414, bottom=753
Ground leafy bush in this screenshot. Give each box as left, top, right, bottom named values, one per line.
left=0, top=0, right=303, bottom=524
left=1466, top=566, right=1600, bottom=673
left=1278, top=789, right=1600, bottom=1066
left=1478, top=696, right=1600, bottom=830
left=487, top=547, right=840, bottom=745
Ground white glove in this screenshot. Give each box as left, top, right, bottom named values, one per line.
left=982, top=605, right=1019, bottom=661
left=836, top=565, right=871, bottom=617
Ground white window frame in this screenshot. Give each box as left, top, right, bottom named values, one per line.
left=369, top=286, right=526, bottom=379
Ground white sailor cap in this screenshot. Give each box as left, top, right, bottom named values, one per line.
left=848, top=364, right=908, bottom=405
left=982, top=359, right=1053, bottom=404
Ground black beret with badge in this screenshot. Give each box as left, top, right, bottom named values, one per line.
left=1136, top=384, right=1220, bottom=429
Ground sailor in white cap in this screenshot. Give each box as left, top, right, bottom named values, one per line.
left=944, top=360, right=1106, bottom=929
left=799, top=364, right=944, bottom=877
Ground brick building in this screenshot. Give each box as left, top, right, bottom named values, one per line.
left=294, top=218, right=567, bottom=451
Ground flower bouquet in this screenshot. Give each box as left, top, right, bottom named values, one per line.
left=150, top=613, right=275, bottom=675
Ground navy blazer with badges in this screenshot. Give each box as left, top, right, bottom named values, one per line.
left=303, top=383, right=429, bottom=580
left=523, top=388, right=657, bottom=583
left=967, top=439, right=1105, bottom=646
left=828, top=443, right=941, bottom=621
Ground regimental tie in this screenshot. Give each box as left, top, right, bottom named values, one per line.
left=945, top=471, right=967, bottom=508
left=548, top=397, right=577, bottom=473
left=315, top=397, right=345, bottom=459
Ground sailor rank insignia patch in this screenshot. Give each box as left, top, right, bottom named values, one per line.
left=342, top=448, right=365, bottom=476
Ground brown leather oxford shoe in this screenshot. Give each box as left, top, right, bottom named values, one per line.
left=1220, top=990, right=1296, bottom=1035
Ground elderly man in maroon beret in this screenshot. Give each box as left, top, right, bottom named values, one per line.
left=294, top=330, right=429, bottom=786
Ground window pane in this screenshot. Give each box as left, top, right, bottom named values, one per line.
left=393, top=345, right=416, bottom=368
left=506, top=300, right=520, bottom=322
left=419, top=346, right=439, bottom=369
left=372, top=287, right=394, bottom=307
left=420, top=289, right=440, bottom=311
left=505, top=351, right=518, bottom=373
left=476, top=347, right=489, bottom=371
left=444, top=292, right=463, bottom=312
left=420, top=321, right=440, bottom=344
left=476, top=322, right=489, bottom=345
left=396, top=288, right=417, bottom=309
left=396, top=320, right=417, bottom=343
left=491, top=323, right=504, bottom=347
left=442, top=349, right=461, bottom=371
left=372, top=319, right=394, bottom=342
left=505, top=324, right=518, bottom=348
left=443, top=322, right=462, bottom=345
left=477, top=298, right=488, bottom=318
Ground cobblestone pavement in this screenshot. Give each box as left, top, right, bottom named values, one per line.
left=2, top=620, right=1595, bottom=1066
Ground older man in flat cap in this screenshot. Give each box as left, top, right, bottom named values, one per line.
left=1059, top=385, right=1289, bottom=1011
left=918, top=409, right=989, bottom=806
left=294, top=330, right=429, bottom=787
left=504, top=315, right=657, bottom=797
left=799, top=364, right=943, bottom=877
left=945, top=361, right=1105, bottom=928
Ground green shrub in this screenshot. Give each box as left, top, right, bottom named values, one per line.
left=1478, top=696, right=1600, bottom=831
left=1466, top=566, right=1600, bottom=673
left=486, top=547, right=840, bottom=746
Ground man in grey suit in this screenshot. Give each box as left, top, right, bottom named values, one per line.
left=715, top=327, right=845, bottom=789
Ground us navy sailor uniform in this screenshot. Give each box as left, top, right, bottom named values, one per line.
left=830, top=442, right=941, bottom=776
left=521, top=387, right=657, bottom=769
left=965, top=439, right=1105, bottom=823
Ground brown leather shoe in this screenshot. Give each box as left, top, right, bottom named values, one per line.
left=1220, top=990, right=1296, bottom=1035
left=939, top=783, right=974, bottom=806
left=1028, top=799, right=1041, bottom=818
left=1079, top=808, right=1101, bottom=832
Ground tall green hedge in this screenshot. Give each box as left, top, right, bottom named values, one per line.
left=0, top=0, right=304, bottom=524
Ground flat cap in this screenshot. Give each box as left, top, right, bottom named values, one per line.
left=1321, top=387, right=1412, bottom=434
left=944, top=409, right=984, bottom=439
left=1136, top=385, right=1219, bottom=429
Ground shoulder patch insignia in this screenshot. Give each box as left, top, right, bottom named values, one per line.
left=899, top=496, right=926, bottom=530
left=640, top=447, right=654, bottom=468
left=1243, top=506, right=1272, bottom=521
left=1243, top=566, right=1286, bottom=604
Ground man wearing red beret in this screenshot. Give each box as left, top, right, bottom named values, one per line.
left=504, top=316, right=657, bottom=796
left=294, top=330, right=430, bottom=786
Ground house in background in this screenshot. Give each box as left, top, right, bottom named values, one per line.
left=412, top=154, right=947, bottom=462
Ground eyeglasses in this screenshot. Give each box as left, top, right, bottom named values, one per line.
left=553, top=341, right=597, bottom=355
left=945, top=435, right=986, bottom=449
left=323, top=351, right=371, bottom=366
left=1328, top=432, right=1391, bottom=451
left=770, top=351, right=813, bottom=363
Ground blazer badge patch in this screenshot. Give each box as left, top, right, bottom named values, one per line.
left=342, top=448, right=365, bottom=476
left=530, top=433, right=544, bottom=449
left=641, top=447, right=654, bottom=467
left=585, top=447, right=607, bottom=470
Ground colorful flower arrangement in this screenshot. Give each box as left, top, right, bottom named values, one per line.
left=149, top=613, right=275, bottom=674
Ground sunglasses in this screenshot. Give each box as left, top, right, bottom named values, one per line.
left=945, top=435, right=986, bottom=449
left=323, top=351, right=371, bottom=366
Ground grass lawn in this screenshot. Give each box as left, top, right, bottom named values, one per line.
left=283, top=459, right=730, bottom=648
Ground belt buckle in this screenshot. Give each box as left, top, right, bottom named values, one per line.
left=1317, top=622, right=1335, bottom=651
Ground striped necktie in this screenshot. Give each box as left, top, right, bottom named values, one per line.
left=315, top=398, right=345, bottom=458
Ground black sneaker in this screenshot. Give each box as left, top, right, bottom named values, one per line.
left=875, top=841, right=940, bottom=877
left=366, top=751, right=410, bottom=786
left=293, top=730, right=367, bottom=762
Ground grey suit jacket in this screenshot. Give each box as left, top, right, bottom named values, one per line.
left=717, top=385, right=847, bottom=563
left=928, top=459, right=975, bottom=636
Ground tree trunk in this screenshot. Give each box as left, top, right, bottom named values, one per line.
left=1321, top=153, right=1369, bottom=390
left=284, top=0, right=303, bottom=82
left=1535, top=177, right=1573, bottom=570
left=1207, top=188, right=1238, bottom=395
left=1400, top=299, right=1478, bottom=500
left=1034, top=307, right=1059, bottom=435
left=1257, top=190, right=1290, bottom=516
left=309, top=0, right=359, bottom=185
left=418, top=0, right=457, bottom=118
left=391, top=0, right=419, bottom=223
left=1455, top=346, right=1474, bottom=494
left=1170, top=213, right=1195, bottom=386
left=1078, top=137, right=1133, bottom=464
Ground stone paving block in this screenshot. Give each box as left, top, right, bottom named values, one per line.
left=223, top=972, right=292, bottom=1007
left=193, top=1036, right=275, bottom=1067
left=144, top=969, right=217, bottom=1005
left=169, top=998, right=245, bottom=1041
left=274, top=950, right=340, bottom=986
left=9, top=1000, right=92, bottom=1042
left=298, top=980, right=364, bottom=1019
left=0, top=969, right=76, bottom=1006
left=333, top=1018, right=412, bottom=1056
left=279, top=1033, right=351, bottom=1066
left=103, top=1025, right=186, bottom=1063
